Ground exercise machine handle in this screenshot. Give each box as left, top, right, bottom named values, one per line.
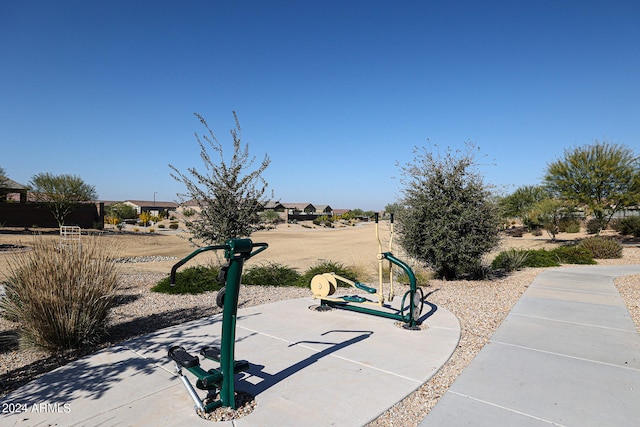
left=170, top=240, right=269, bottom=286
left=250, top=242, right=268, bottom=258
left=382, top=252, right=416, bottom=291
left=171, top=245, right=228, bottom=285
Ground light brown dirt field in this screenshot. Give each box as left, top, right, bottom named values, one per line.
left=1, top=222, right=639, bottom=424
left=0, top=222, right=611, bottom=279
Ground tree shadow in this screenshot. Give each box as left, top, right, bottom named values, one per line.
left=0, top=306, right=221, bottom=397
left=237, top=329, right=373, bottom=396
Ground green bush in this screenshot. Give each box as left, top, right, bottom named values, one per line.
left=152, top=265, right=222, bottom=294
left=169, top=222, right=179, bottom=230
left=520, top=249, right=561, bottom=267
left=552, top=245, right=596, bottom=265
left=586, top=218, right=604, bottom=234
left=578, top=236, right=623, bottom=259
left=558, top=218, right=581, bottom=233
left=396, top=268, right=431, bottom=287
left=1, top=238, right=121, bottom=351
left=491, top=248, right=530, bottom=272
left=242, top=262, right=301, bottom=287
left=494, top=246, right=596, bottom=269
left=297, top=260, right=359, bottom=287
left=616, top=216, right=640, bottom=237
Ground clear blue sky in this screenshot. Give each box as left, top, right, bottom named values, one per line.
left=2, top=1, right=638, bottom=211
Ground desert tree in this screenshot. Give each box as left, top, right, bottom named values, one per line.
left=498, top=185, right=551, bottom=230
left=544, top=140, right=640, bottom=233
left=397, top=143, right=501, bottom=280
left=529, top=198, right=574, bottom=241
left=29, top=173, right=98, bottom=226
left=0, top=166, right=8, bottom=187
left=170, top=112, right=271, bottom=245
left=105, top=202, right=138, bottom=220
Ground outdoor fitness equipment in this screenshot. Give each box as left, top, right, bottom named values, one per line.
left=167, top=238, right=267, bottom=412
left=310, top=213, right=424, bottom=329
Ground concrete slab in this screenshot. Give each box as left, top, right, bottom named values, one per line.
left=492, top=314, right=640, bottom=368
left=421, top=265, right=640, bottom=427
left=508, top=295, right=636, bottom=330
left=2, top=296, right=460, bottom=427
left=432, top=342, right=640, bottom=427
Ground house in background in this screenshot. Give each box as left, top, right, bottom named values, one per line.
left=124, top=200, right=179, bottom=216
left=0, top=178, right=28, bottom=203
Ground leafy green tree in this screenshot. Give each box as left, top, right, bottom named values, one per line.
left=530, top=198, right=573, bottom=241
left=169, top=112, right=271, bottom=245
left=397, top=143, right=501, bottom=279
left=544, top=141, right=640, bottom=233
left=499, top=185, right=550, bottom=230
left=105, top=202, right=138, bottom=220
left=0, top=166, right=8, bottom=187
left=259, top=209, right=282, bottom=224
left=384, top=202, right=403, bottom=216
left=29, top=173, right=98, bottom=226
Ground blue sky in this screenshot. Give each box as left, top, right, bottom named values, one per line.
left=2, top=1, right=638, bottom=211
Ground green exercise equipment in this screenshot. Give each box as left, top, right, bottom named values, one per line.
left=310, top=213, right=424, bottom=329
left=167, top=238, right=267, bottom=413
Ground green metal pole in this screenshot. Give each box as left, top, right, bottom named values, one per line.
left=219, top=240, right=243, bottom=409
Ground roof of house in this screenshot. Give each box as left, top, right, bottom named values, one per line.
left=125, top=200, right=179, bottom=208
left=0, top=178, right=28, bottom=191
left=282, top=203, right=316, bottom=211
left=314, top=204, right=333, bottom=212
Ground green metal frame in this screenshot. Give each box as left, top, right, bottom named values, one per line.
left=320, top=251, right=423, bottom=328
left=318, top=213, right=423, bottom=328
left=169, top=238, right=267, bottom=411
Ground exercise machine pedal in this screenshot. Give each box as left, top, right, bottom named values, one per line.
left=201, top=346, right=221, bottom=361
left=168, top=346, right=200, bottom=369
left=342, top=295, right=367, bottom=303
left=354, top=282, right=377, bottom=294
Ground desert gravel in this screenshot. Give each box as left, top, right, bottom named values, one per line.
left=1, top=248, right=638, bottom=426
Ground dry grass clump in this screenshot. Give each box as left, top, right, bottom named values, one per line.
left=1, top=237, right=121, bottom=351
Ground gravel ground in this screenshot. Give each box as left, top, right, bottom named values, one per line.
left=1, top=248, right=638, bottom=426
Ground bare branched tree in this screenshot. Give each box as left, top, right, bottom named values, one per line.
left=170, top=112, right=271, bottom=245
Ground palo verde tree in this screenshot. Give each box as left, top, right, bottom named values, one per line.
left=170, top=112, right=271, bottom=245
left=0, top=166, right=8, bottom=187
left=397, top=143, right=501, bottom=280
left=498, top=185, right=550, bottom=230
left=29, top=173, right=98, bottom=226
left=544, top=141, right=640, bottom=233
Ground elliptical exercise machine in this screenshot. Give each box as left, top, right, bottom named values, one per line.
left=167, top=238, right=267, bottom=412
left=310, top=213, right=424, bottom=329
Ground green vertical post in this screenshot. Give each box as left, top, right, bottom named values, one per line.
left=219, top=238, right=252, bottom=409
left=219, top=240, right=241, bottom=409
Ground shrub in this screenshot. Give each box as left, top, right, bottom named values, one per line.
left=578, top=237, right=623, bottom=259
left=552, top=245, right=596, bottom=265
left=152, top=265, right=222, bottom=294
left=586, top=218, right=604, bottom=234
left=158, top=224, right=165, bottom=229
left=242, top=262, right=301, bottom=286
left=616, top=216, right=640, bottom=237
left=1, top=238, right=121, bottom=351
left=297, top=260, right=359, bottom=287
left=397, top=143, right=501, bottom=280
left=169, top=222, right=179, bottom=230
left=521, top=249, right=560, bottom=268
left=395, top=267, right=431, bottom=287
left=491, top=248, right=530, bottom=272
left=558, top=218, right=581, bottom=233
